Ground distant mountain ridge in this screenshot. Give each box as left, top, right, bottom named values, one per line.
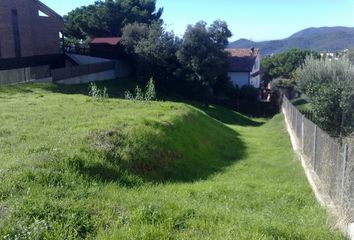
left=229, top=27, right=354, bottom=55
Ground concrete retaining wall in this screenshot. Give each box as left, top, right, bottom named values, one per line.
left=56, top=70, right=116, bottom=85
left=0, top=58, right=131, bottom=86
left=0, top=65, right=51, bottom=85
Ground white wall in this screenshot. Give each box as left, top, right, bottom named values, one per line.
left=228, top=54, right=262, bottom=89
left=250, top=75, right=260, bottom=88
left=251, top=55, right=261, bottom=74
left=228, top=72, right=249, bottom=88
left=250, top=55, right=261, bottom=88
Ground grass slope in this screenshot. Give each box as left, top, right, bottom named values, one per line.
left=0, top=82, right=343, bottom=239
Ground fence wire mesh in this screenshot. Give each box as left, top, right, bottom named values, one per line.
left=296, top=110, right=303, bottom=141
left=283, top=97, right=354, bottom=220
left=344, top=143, right=354, bottom=221
left=303, top=117, right=315, bottom=160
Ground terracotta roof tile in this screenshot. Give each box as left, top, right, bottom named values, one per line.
left=226, top=48, right=259, bottom=57
left=226, top=48, right=259, bottom=72
left=90, top=37, right=121, bottom=45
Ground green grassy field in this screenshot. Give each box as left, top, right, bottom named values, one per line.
left=0, top=81, right=343, bottom=239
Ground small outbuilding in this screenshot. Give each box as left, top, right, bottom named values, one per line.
left=89, top=37, right=123, bottom=59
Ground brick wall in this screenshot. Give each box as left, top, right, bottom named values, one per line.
left=0, top=0, right=64, bottom=59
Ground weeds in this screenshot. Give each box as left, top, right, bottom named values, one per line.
left=144, top=78, right=156, bottom=101
left=125, top=78, right=156, bottom=101
left=88, top=82, right=109, bottom=101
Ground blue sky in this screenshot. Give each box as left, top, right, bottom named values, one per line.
left=41, top=0, right=354, bottom=41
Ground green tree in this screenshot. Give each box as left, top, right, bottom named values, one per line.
left=121, top=22, right=181, bottom=85
left=261, top=49, right=320, bottom=82
left=64, top=0, right=163, bottom=41
left=176, top=20, right=232, bottom=101
left=296, top=56, right=354, bottom=136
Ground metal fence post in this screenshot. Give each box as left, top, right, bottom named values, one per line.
left=295, top=109, right=298, bottom=135
left=284, top=97, right=287, bottom=109
left=301, top=115, right=304, bottom=154
left=292, top=104, right=294, bottom=127
left=313, top=125, right=317, bottom=171
left=290, top=103, right=293, bottom=127
left=340, top=144, right=349, bottom=202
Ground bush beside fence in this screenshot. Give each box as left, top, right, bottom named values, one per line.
left=283, top=96, right=354, bottom=221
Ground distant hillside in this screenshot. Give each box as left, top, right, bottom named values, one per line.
left=229, top=26, right=354, bottom=55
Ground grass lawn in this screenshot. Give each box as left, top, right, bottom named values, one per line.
left=292, top=94, right=313, bottom=112
left=0, top=81, right=343, bottom=239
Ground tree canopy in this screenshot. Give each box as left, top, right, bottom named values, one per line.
left=64, top=0, right=234, bottom=103
left=121, top=20, right=232, bottom=102
left=261, top=49, right=320, bottom=82
left=176, top=20, right=232, bottom=98
left=64, top=0, right=163, bottom=41
left=121, top=22, right=181, bottom=84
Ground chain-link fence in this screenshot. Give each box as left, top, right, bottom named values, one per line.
left=283, top=96, right=354, bottom=221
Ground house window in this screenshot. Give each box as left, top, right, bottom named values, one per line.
left=38, top=10, right=49, bottom=17
left=11, top=9, right=21, bottom=58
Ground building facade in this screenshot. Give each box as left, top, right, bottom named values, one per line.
left=0, top=0, right=64, bottom=59
left=227, top=48, right=261, bottom=88
left=90, top=37, right=123, bottom=59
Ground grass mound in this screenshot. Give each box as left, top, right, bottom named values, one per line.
left=0, top=83, right=243, bottom=238
left=75, top=104, right=244, bottom=183
left=0, top=82, right=344, bottom=239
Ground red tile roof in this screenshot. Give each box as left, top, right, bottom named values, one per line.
left=226, top=48, right=259, bottom=58
left=226, top=48, right=260, bottom=72
left=90, top=37, right=121, bottom=45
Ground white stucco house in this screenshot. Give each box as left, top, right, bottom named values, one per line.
left=226, top=48, right=261, bottom=88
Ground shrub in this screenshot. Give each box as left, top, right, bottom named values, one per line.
left=239, top=86, right=259, bottom=101
left=296, top=57, right=354, bottom=136
left=88, top=82, right=109, bottom=101
left=272, top=77, right=296, bottom=90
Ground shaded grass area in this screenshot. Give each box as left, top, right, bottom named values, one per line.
left=0, top=78, right=134, bottom=98
left=292, top=94, right=313, bottom=112
left=0, top=82, right=344, bottom=239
